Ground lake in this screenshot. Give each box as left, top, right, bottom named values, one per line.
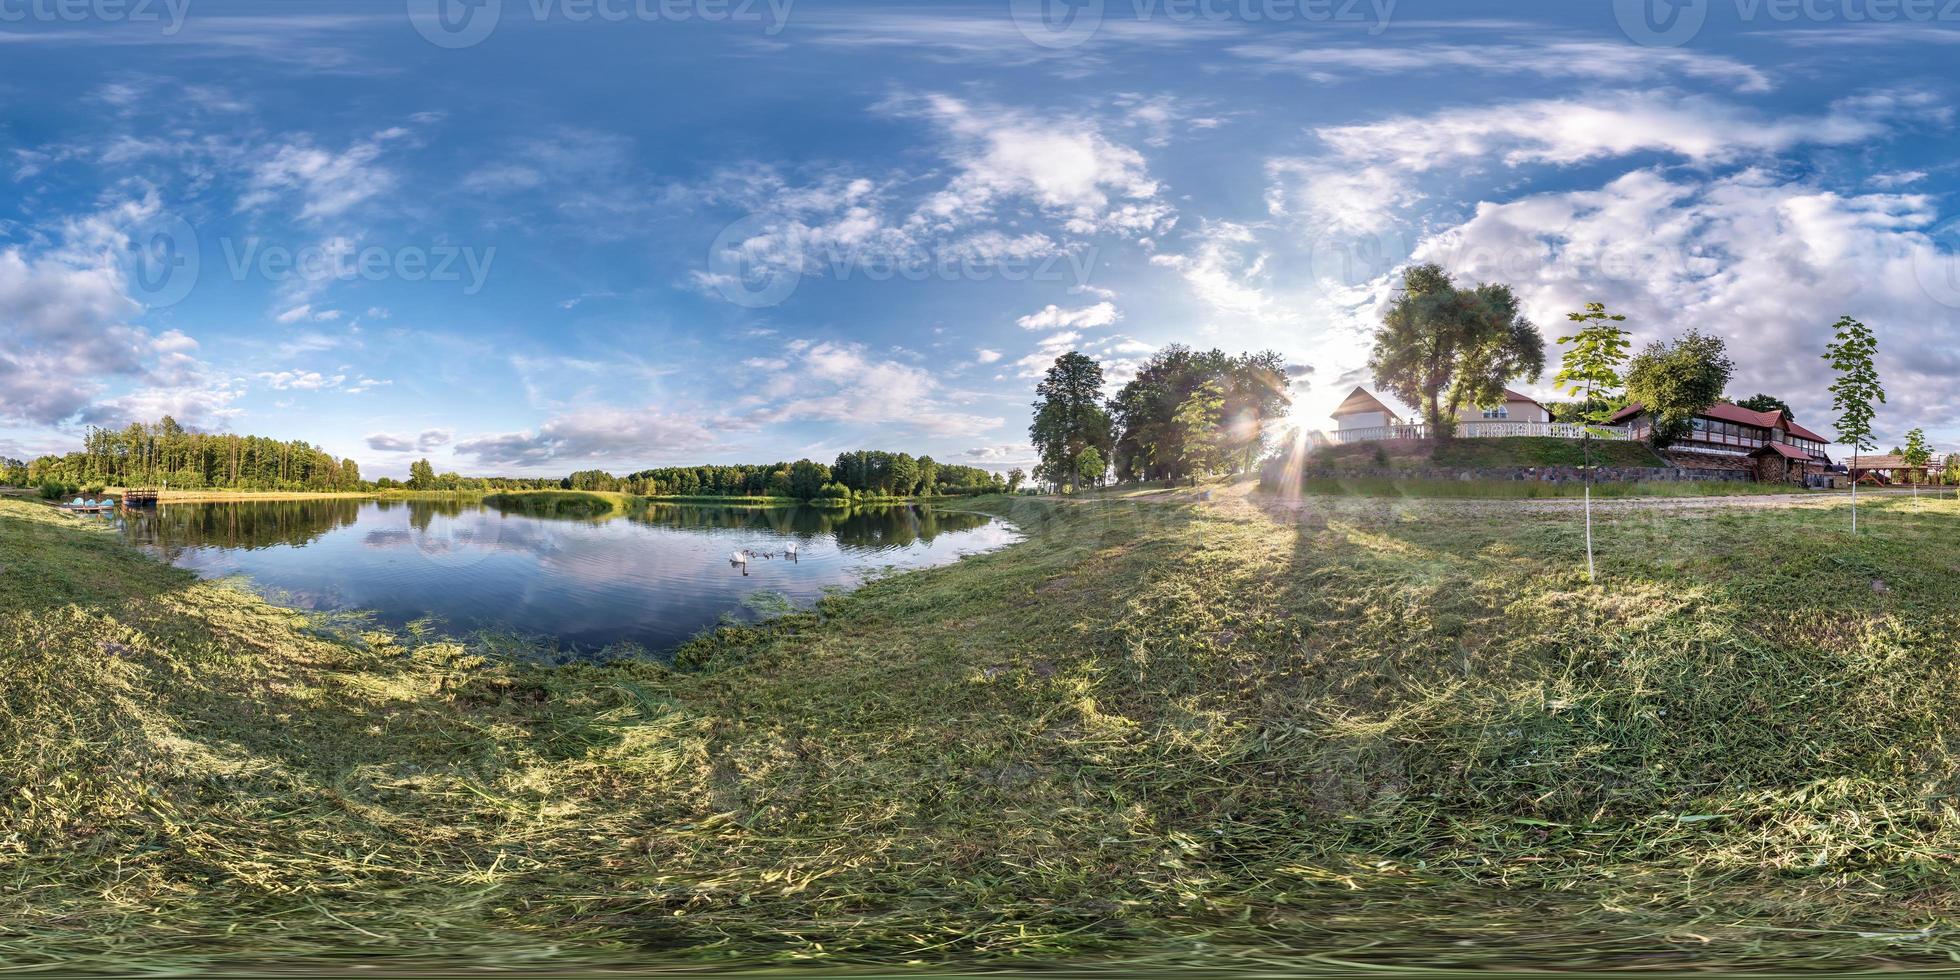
left=115, top=497, right=1020, bottom=659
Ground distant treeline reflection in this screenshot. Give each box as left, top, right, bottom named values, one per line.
left=123, top=496, right=989, bottom=557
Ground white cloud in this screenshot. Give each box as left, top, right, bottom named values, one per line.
left=454, top=407, right=720, bottom=469
left=1016, top=301, right=1119, bottom=330
left=754, top=340, right=1004, bottom=436
left=1314, top=91, right=1940, bottom=174
left=367, top=428, right=450, bottom=453
left=1230, top=39, right=1771, bottom=93
left=1150, top=220, right=1287, bottom=326
left=239, top=128, right=408, bottom=220
left=975, top=348, right=1002, bottom=364
left=901, top=94, right=1174, bottom=238
left=0, top=245, right=226, bottom=426
left=257, top=369, right=345, bottom=390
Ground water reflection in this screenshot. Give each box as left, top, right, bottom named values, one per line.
left=118, top=497, right=1016, bottom=658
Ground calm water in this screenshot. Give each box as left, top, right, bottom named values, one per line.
left=116, top=498, right=1019, bottom=658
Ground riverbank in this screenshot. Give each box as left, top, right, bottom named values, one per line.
left=5, top=487, right=1960, bottom=971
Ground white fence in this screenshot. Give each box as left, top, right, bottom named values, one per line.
left=1324, top=421, right=1634, bottom=445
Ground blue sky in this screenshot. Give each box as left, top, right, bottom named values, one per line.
left=3, top=0, right=1959, bottom=477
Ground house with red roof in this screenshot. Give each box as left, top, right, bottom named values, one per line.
left=1608, top=401, right=1833, bottom=485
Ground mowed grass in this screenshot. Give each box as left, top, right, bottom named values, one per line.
left=4, top=488, right=1960, bottom=972
left=1296, top=475, right=1811, bottom=498
left=1315, top=436, right=1668, bottom=470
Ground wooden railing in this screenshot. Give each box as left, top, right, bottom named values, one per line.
left=1324, top=421, right=1633, bottom=445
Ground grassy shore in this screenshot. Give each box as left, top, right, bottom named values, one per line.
left=4, top=487, right=1960, bottom=972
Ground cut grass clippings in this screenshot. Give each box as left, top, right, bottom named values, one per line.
left=3, top=487, right=1960, bottom=972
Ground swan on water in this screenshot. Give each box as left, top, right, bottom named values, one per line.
left=729, top=550, right=748, bottom=564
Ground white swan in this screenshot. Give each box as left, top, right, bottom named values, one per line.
left=729, top=550, right=748, bottom=564
left=785, top=541, right=798, bottom=556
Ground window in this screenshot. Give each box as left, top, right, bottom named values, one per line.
left=1481, top=406, right=1509, bottom=419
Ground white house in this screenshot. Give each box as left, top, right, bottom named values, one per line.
left=1330, top=387, right=1404, bottom=431
left=1331, top=387, right=1551, bottom=430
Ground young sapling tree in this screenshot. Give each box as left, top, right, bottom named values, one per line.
left=1822, top=315, right=1885, bottom=534
left=1554, top=302, right=1631, bottom=583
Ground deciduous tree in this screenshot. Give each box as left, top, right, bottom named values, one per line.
left=1554, top=303, right=1632, bottom=584
left=1367, top=263, right=1544, bottom=438
left=1172, top=379, right=1226, bottom=484
left=1822, top=315, right=1884, bottom=533
left=1029, top=351, right=1113, bottom=493
left=1625, top=329, right=1734, bottom=448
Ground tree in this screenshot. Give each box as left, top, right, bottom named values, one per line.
left=1624, top=329, right=1734, bottom=448
left=1029, top=351, right=1112, bottom=493
left=1734, top=393, right=1795, bottom=420
left=1109, top=346, right=1292, bottom=484
left=1172, top=379, right=1227, bottom=484
left=1822, top=315, right=1884, bottom=533
left=1902, top=427, right=1931, bottom=507
left=1944, top=452, right=1960, bottom=488
left=1368, top=263, right=1545, bottom=438
left=1554, top=302, right=1632, bottom=584
left=408, top=458, right=436, bottom=490
left=914, top=455, right=938, bottom=496
left=887, top=453, right=920, bottom=499
left=1007, top=467, right=1026, bottom=493
left=1076, top=447, right=1106, bottom=489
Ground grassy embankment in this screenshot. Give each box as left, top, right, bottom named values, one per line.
left=1300, top=437, right=1808, bottom=498
left=5, top=486, right=1960, bottom=971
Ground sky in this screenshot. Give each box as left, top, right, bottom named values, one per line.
left=3, top=0, right=1959, bottom=478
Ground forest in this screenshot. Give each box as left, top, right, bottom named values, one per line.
left=19, top=419, right=364, bottom=492
left=4, top=418, right=1006, bottom=501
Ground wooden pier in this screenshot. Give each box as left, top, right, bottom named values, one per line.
left=122, top=489, right=159, bottom=507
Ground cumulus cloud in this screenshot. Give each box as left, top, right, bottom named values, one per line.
left=454, top=407, right=720, bottom=469
left=754, top=340, right=1004, bottom=436
left=0, top=246, right=232, bottom=426
left=898, top=94, right=1175, bottom=238
left=1015, top=301, right=1119, bottom=330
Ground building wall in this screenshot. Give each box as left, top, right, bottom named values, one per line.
left=1335, top=410, right=1394, bottom=430
left=1459, top=401, right=1549, bottom=424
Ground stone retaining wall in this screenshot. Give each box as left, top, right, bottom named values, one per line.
left=1305, top=465, right=1757, bottom=484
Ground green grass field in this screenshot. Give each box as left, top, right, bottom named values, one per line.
left=4, top=487, right=1960, bottom=972
left=1315, top=436, right=1668, bottom=470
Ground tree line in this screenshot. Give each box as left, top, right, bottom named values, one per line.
left=0, top=419, right=1010, bottom=502
left=465, top=451, right=1008, bottom=500
left=1028, top=345, right=1292, bottom=491
left=20, top=418, right=364, bottom=493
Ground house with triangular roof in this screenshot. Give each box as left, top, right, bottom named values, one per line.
left=1330, top=387, right=1552, bottom=432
